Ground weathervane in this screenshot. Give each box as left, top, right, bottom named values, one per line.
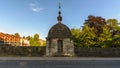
left=57, top=0, right=62, bottom=23
left=59, top=0, right=61, bottom=10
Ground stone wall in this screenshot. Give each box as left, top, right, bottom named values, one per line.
left=1, top=45, right=120, bottom=57
left=75, top=47, right=120, bottom=57
left=0, top=45, right=46, bottom=57
left=46, top=38, right=74, bottom=57
left=63, top=38, right=74, bottom=56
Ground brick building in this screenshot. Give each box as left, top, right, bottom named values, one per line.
left=0, top=32, right=30, bottom=46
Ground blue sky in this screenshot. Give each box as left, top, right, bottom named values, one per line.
left=0, top=0, right=120, bottom=40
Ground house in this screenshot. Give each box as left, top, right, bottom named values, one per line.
left=0, top=32, right=30, bottom=46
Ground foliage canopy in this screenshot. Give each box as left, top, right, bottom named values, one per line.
left=71, top=15, right=120, bottom=48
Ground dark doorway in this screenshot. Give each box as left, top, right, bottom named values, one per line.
left=57, top=40, right=63, bottom=53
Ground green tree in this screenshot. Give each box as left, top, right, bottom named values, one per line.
left=30, top=34, right=41, bottom=46
left=80, top=25, right=96, bottom=47
left=107, top=19, right=120, bottom=36
left=30, top=38, right=34, bottom=46
left=97, top=25, right=112, bottom=48
left=26, top=36, right=32, bottom=41
left=34, top=34, right=39, bottom=40
left=71, top=25, right=97, bottom=47
left=84, top=15, right=106, bottom=36
left=14, top=33, right=20, bottom=37
left=71, top=16, right=120, bottom=48
left=111, top=36, right=120, bottom=47
left=106, top=19, right=120, bottom=47
left=107, top=19, right=119, bottom=30
left=71, top=28, right=82, bottom=47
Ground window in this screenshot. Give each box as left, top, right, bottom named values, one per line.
left=57, top=40, right=63, bottom=53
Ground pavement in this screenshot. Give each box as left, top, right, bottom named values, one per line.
left=0, top=57, right=120, bottom=60
left=0, top=57, right=120, bottom=68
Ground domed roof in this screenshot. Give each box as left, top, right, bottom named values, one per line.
left=47, top=23, right=72, bottom=39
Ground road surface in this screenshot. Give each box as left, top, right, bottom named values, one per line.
left=0, top=57, right=120, bottom=68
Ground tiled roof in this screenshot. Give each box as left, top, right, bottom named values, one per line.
left=47, top=23, right=72, bottom=39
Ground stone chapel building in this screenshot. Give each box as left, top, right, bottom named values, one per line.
left=46, top=4, right=74, bottom=57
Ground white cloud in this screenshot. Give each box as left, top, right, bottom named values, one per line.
left=31, top=7, right=43, bottom=12
left=29, top=3, right=43, bottom=12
